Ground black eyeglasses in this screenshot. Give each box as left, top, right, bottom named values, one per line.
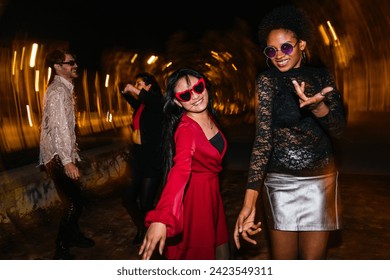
left=263, top=42, right=298, bottom=59
left=175, top=78, right=205, bottom=102
left=61, top=60, right=77, bottom=66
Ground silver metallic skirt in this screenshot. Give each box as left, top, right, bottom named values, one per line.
left=264, top=172, right=342, bottom=231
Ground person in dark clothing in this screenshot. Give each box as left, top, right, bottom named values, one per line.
left=120, top=72, right=164, bottom=245
left=234, top=5, right=346, bottom=260
left=39, top=49, right=95, bottom=260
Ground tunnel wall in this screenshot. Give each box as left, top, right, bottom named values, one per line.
left=0, top=143, right=129, bottom=224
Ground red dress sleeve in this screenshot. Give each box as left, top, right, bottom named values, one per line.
left=144, top=123, right=195, bottom=237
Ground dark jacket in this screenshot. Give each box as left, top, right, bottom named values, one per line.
left=122, top=88, right=164, bottom=170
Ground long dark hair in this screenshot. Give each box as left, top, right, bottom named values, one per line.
left=161, top=68, right=220, bottom=184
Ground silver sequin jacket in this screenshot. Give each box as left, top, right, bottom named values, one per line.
left=39, top=75, right=80, bottom=166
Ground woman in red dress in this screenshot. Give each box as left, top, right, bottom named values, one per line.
left=139, top=68, right=230, bottom=260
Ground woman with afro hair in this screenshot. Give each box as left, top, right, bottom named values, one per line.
left=234, top=5, right=346, bottom=259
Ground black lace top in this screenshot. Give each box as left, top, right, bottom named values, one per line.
left=247, top=65, right=346, bottom=191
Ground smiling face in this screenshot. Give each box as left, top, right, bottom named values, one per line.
left=266, top=28, right=306, bottom=72
left=55, top=53, right=79, bottom=82
left=173, top=75, right=209, bottom=114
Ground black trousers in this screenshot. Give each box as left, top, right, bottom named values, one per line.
left=123, top=144, right=162, bottom=230
left=45, top=156, right=86, bottom=248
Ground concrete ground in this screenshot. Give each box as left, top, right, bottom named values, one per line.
left=0, top=117, right=389, bottom=260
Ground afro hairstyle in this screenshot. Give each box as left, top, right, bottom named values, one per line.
left=257, top=4, right=314, bottom=49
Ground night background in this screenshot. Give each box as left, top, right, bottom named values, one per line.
left=0, top=0, right=293, bottom=67
left=0, top=0, right=389, bottom=263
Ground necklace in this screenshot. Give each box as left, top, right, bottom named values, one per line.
left=200, top=117, right=214, bottom=130
left=208, top=117, right=214, bottom=130
left=189, top=114, right=214, bottom=130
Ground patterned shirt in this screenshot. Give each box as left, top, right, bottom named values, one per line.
left=39, top=75, right=80, bottom=166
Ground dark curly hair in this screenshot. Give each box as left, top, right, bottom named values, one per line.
left=258, top=5, right=314, bottom=49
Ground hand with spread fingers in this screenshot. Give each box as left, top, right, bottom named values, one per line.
left=292, top=80, right=333, bottom=117
left=292, top=80, right=333, bottom=108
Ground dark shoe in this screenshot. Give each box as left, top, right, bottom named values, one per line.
left=132, top=228, right=146, bottom=245
left=54, top=245, right=74, bottom=260
left=69, top=233, right=95, bottom=248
